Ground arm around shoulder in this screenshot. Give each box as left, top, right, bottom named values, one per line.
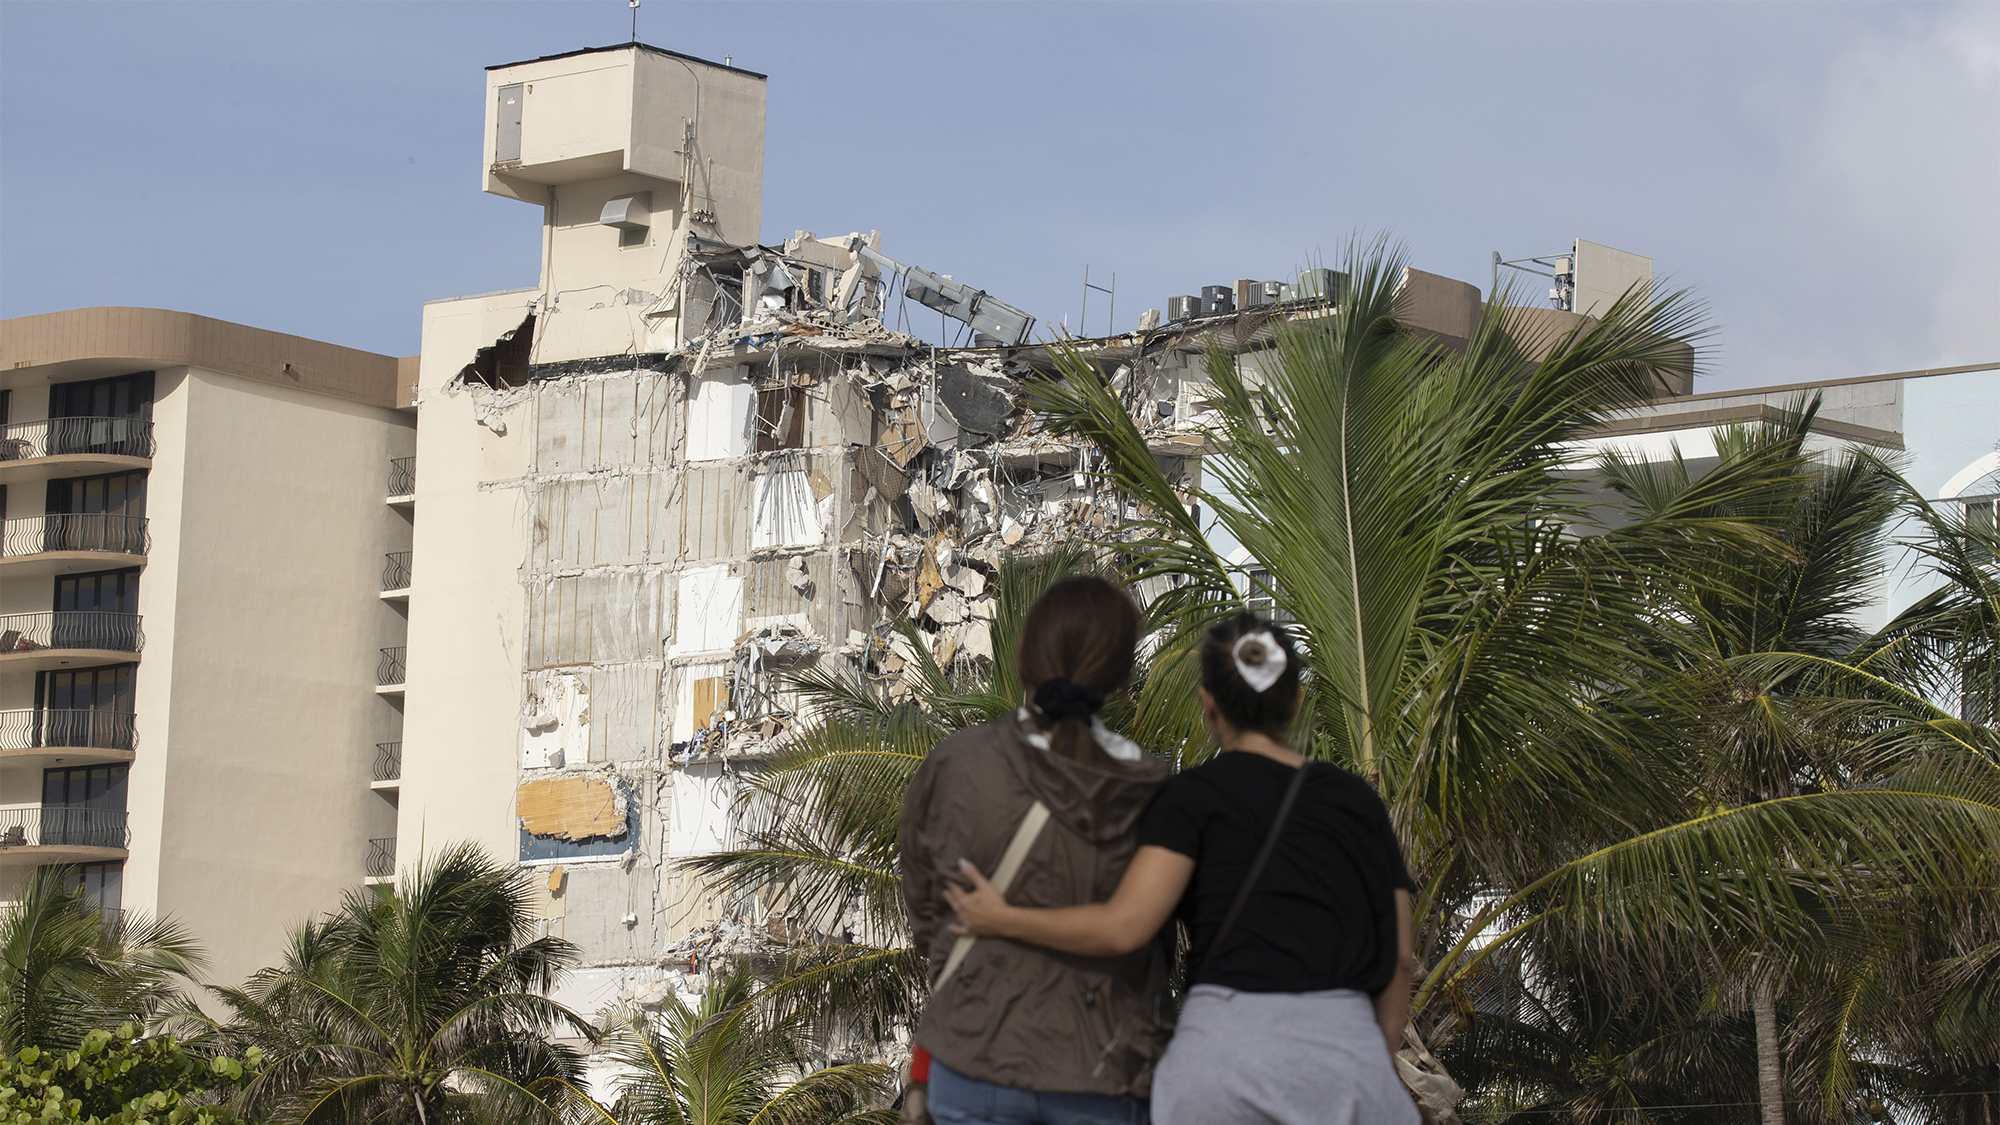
left=946, top=845, right=1194, bottom=957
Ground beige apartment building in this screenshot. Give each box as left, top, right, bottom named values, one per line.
left=0, top=308, right=416, bottom=988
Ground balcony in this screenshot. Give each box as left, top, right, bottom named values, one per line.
left=372, top=741, right=402, bottom=784
left=1, top=514, right=149, bottom=578
left=381, top=551, right=412, bottom=599
left=0, top=612, right=144, bottom=673
left=0, top=418, right=154, bottom=487
left=0, top=709, right=137, bottom=768
left=375, top=646, right=406, bottom=694
left=387, top=456, right=415, bottom=504
left=0, top=807, right=130, bottom=865
left=366, top=837, right=396, bottom=880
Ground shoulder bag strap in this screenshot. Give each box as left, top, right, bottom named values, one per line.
left=1195, top=761, right=1311, bottom=984
left=932, top=799, right=1051, bottom=991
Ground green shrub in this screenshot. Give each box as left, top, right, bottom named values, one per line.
left=0, top=1024, right=259, bottom=1124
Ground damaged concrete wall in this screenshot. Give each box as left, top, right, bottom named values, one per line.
left=409, top=226, right=1292, bottom=1024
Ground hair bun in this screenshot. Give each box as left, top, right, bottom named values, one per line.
left=1034, top=676, right=1106, bottom=722
left=1231, top=630, right=1289, bottom=694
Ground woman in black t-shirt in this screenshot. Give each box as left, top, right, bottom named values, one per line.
left=947, top=613, right=1418, bottom=1125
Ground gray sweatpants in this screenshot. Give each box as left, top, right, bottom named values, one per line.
left=1151, top=986, right=1419, bottom=1125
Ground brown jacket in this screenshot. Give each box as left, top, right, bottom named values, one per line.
left=899, top=711, right=1174, bottom=1098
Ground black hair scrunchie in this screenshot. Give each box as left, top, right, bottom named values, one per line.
left=1034, top=677, right=1105, bottom=722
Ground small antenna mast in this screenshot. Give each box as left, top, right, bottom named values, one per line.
left=629, top=0, right=639, bottom=43
left=1082, top=266, right=1116, bottom=337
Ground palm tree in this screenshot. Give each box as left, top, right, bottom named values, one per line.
left=1753, top=488, right=2000, bottom=1124
left=1438, top=936, right=1757, bottom=1124
left=1595, top=401, right=1912, bottom=1121
left=0, top=863, right=201, bottom=1052
left=544, top=964, right=894, bottom=1125
left=682, top=547, right=1119, bottom=1039
left=1028, top=240, right=2000, bottom=1111
left=202, top=841, right=596, bottom=1124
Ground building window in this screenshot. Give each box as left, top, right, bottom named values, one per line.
left=1960, top=495, right=1994, bottom=724
left=49, top=372, right=153, bottom=421
left=41, top=763, right=127, bottom=848
left=1967, top=497, right=1995, bottom=548
left=65, top=863, right=123, bottom=917
left=46, top=471, right=146, bottom=520
left=56, top=568, right=141, bottom=614
left=755, top=384, right=807, bottom=451
left=47, top=373, right=153, bottom=458
left=1243, top=566, right=1294, bottom=624
left=36, top=665, right=137, bottom=751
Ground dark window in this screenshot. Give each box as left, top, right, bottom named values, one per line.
left=39, top=665, right=136, bottom=713
left=46, top=471, right=146, bottom=519
left=44, top=764, right=128, bottom=810
left=49, top=372, right=153, bottom=421
left=33, top=665, right=136, bottom=751
left=65, top=863, right=123, bottom=916
left=56, top=569, right=141, bottom=614
left=755, top=384, right=807, bottom=451
left=41, top=764, right=128, bottom=848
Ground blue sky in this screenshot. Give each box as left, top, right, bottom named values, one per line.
left=2, top=1, right=1994, bottom=392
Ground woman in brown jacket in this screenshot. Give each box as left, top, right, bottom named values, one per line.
left=899, top=576, right=1171, bottom=1125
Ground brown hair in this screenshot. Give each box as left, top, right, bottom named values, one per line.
left=1017, top=576, right=1143, bottom=766
left=1200, top=612, right=1303, bottom=737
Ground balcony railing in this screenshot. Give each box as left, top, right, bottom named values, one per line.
left=388, top=457, right=415, bottom=497
left=2, top=514, right=149, bottom=558
left=366, top=837, right=396, bottom=878
left=377, top=647, right=406, bottom=687
left=382, top=551, right=412, bottom=591
left=0, top=612, right=145, bottom=655
left=373, top=741, right=402, bottom=782
left=0, top=709, right=137, bottom=752
left=0, top=807, right=130, bottom=850
left=0, top=417, right=154, bottom=462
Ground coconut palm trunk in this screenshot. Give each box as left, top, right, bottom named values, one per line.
left=1755, top=975, right=1785, bottom=1125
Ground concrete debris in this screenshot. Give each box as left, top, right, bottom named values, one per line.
left=784, top=555, right=814, bottom=596
left=936, top=362, right=1015, bottom=435
left=478, top=217, right=1244, bottom=980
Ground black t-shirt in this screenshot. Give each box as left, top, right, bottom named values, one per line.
left=1137, top=752, right=1414, bottom=995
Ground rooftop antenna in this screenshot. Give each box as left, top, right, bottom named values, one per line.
left=629, top=0, right=639, bottom=42
left=1081, top=266, right=1115, bottom=338
left=1493, top=247, right=1575, bottom=311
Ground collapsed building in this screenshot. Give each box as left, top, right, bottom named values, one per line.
left=391, top=43, right=1679, bottom=1031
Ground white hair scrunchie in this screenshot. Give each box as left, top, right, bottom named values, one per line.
left=1232, top=631, right=1288, bottom=693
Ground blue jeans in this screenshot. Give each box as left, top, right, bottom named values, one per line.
left=929, top=1060, right=1149, bottom=1125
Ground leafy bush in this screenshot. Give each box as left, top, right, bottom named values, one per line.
left=0, top=1023, right=258, bottom=1125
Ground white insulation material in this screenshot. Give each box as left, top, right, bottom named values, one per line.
left=750, top=467, right=822, bottom=549
left=685, top=367, right=752, bottom=461
left=670, top=566, right=743, bottom=656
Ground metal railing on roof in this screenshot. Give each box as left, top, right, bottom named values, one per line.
left=0, top=709, right=136, bottom=752
left=0, top=807, right=130, bottom=850
left=0, top=612, right=144, bottom=656
left=388, top=457, right=416, bottom=497
left=373, top=741, right=402, bottom=782
left=0, top=417, right=154, bottom=462
left=382, top=552, right=412, bottom=591
left=377, top=647, right=406, bottom=687
left=1, top=514, right=149, bottom=558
